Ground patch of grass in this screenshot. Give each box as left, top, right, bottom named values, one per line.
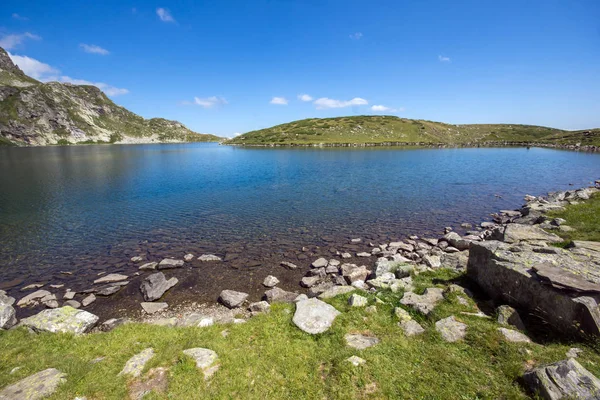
left=547, top=193, right=600, bottom=242
left=1, top=269, right=598, bottom=399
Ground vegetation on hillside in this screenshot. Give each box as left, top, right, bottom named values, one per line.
left=225, top=116, right=600, bottom=146
left=1, top=268, right=599, bottom=399
left=548, top=193, right=600, bottom=243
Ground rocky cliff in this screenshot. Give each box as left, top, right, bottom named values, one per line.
left=0, top=47, right=222, bottom=146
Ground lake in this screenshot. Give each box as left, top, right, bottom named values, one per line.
left=0, top=144, right=599, bottom=309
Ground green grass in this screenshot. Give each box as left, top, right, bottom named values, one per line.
left=225, top=116, right=600, bottom=147
left=547, top=193, right=600, bottom=243
left=1, top=269, right=598, bottom=399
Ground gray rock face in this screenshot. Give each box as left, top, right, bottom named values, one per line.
left=264, top=287, right=298, bottom=303
left=292, top=298, right=340, bottom=334
left=500, top=224, right=562, bottom=244
left=141, top=302, right=168, bottom=314
left=93, top=273, right=128, bottom=284
left=19, top=306, right=99, bottom=334
left=523, top=358, right=600, bottom=400
left=400, top=288, right=444, bottom=315
left=435, top=316, right=467, bottom=342
left=140, top=272, right=178, bottom=302
left=496, top=305, right=526, bottom=331
left=120, top=348, right=155, bottom=377
left=311, top=258, right=329, bottom=268
left=262, top=275, right=279, bottom=288
left=182, top=348, right=219, bottom=379
left=157, top=258, right=184, bottom=269
left=16, top=290, right=51, bottom=307
left=400, top=320, right=425, bottom=336
left=0, top=302, right=17, bottom=329
left=219, top=290, right=248, bottom=308
left=318, top=286, right=356, bottom=299
left=345, top=334, right=380, bottom=349
left=0, top=368, right=66, bottom=400
left=468, top=240, right=600, bottom=336
left=497, top=327, right=531, bottom=343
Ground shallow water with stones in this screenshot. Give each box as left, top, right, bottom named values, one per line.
left=0, top=143, right=599, bottom=318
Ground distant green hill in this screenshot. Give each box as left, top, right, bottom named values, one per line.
left=0, top=47, right=223, bottom=146
left=225, top=115, right=600, bottom=147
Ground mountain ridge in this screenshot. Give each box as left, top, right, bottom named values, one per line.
left=0, top=47, right=223, bottom=146
left=225, top=116, right=600, bottom=147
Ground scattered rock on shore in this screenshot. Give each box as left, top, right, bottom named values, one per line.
left=157, top=258, right=184, bottom=269
left=141, top=302, right=168, bottom=314
left=0, top=368, right=66, bottom=400
left=435, top=316, right=467, bottom=342
left=198, top=254, right=222, bottom=262
left=19, top=306, right=99, bottom=334
left=293, top=298, right=340, bottom=334
left=219, top=290, right=248, bottom=308
left=140, top=272, right=178, bottom=302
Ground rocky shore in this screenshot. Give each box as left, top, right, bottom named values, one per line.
left=2, top=180, right=600, bottom=399
left=225, top=141, right=600, bottom=152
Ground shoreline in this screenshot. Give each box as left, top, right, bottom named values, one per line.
left=3, top=178, right=599, bottom=326
left=224, top=141, right=600, bottom=152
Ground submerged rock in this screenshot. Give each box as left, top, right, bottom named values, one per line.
left=19, top=306, right=99, bottom=334
left=198, top=254, right=222, bottom=262
left=140, top=272, right=178, bottom=302
left=93, top=273, right=128, bottom=284
left=157, top=258, right=184, bottom=269
left=0, top=368, right=66, bottom=400
left=523, top=358, right=600, bottom=400
left=280, top=261, right=298, bottom=270
left=292, top=298, right=340, bottom=334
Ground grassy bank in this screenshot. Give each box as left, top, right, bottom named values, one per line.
left=225, top=116, right=600, bottom=147
left=547, top=193, right=600, bottom=243
left=1, top=269, right=599, bottom=399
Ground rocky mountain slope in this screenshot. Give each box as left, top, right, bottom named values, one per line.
left=0, top=47, right=223, bottom=146
left=226, top=115, right=600, bottom=147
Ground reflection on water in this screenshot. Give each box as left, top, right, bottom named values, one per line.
left=0, top=144, right=598, bottom=283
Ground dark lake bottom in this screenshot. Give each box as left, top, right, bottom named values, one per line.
left=1, top=144, right=599, bottom=319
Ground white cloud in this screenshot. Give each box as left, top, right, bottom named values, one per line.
left=313, top=97, right=368, bottom=109
left=0, top=32, right=41, bottom=50
left=80, top=44, right=110, bottom=55
left=270, top=96, right=288, bottom=105
left=12, top=13, right=28, bottom=21
left=8, top=52, right=128, bottom=96
left=349, top=32, right=363, bottom=40
left=193, top=96, right=228, bottom=108
left=438, top=55, right=451, bottom=62
left=370, top=105, right=405, bottom=113
left=298, top=94, right=313, bottom=102
left=7, top=52, right=57, bottom=78
left=156, top=8, right=175, bottom=22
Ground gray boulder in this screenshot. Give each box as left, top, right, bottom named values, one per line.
left=19, top=306, right=99, bottom=334
left=292, top=298, right=340, bottom=334
left=264, top=287, right=298, bottom=303
left=262, top=275, right=279, bottom=288
left=348, top=294, right=368, bottom=307
left=248, top=301, right=271, bottom=314
left=311, top=258, right=328, bottom=268
left=400, top=288, right=444, bottom=315
left=345, top=334, right=380, bottom=349
left=400, top=320, right=425, bottom=336
left=523, top=358, right=600, bottom=400
left=16, top=290, right=51, bottom=307
left=443, top=232, right=472, bottom=251
left=435, top=316, right=467, bottom=342
left=0, top=302, right=17, bottom=330
left=157, top=258, right=184, bottom=269
left=318, top=286, right=355, bottom=299
left=0, top=368, right=66, bottom=400
left=140, top=272, right=178, bottom=302
left=219, top=290, right=248, bottom=308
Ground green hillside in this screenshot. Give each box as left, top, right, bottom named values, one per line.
left=225, top=116, right=600, bottom=147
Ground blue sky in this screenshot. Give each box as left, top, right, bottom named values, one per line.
left=1, top=0, right=599, bottom=136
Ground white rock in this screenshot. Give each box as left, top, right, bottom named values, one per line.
left=292, top=298, right=340, bottom=334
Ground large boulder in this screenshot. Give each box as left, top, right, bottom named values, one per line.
left=499, top=224, right=562, bottom=244
left=292, top=298, right=340, bottom=334
left=0, top=368, right=66, bottom=400
left=19, top=306, right=99, bottom=334
left=468, top=241, right=600, bottom=336
left=140, top=272, right=178, bottom=302
left=523, top=358, right=600, bottom=400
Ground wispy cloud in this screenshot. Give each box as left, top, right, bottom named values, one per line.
left=80, top=44, right=110, bottom=55
left=191, top=96, right=228, bottom=108
left=270, top=97, right=288, bottom=105
left=12, top=13, right=28, bottom=21
left=371, top=105, right=404, bottom=113
left=156, top=8, right=175, bottom=23
left=7, top=52, right=57, bottom=78
left=313, top=97, right=368, bottom=109
left=298, top=94, right=313, bottom=102
left=349, top=32, right=363, bottom=40
left=438, top=55, right=451, bottom=62
left=8, top=52, right=128, bottom=96
left=0, top=32, right=40, bottom=50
